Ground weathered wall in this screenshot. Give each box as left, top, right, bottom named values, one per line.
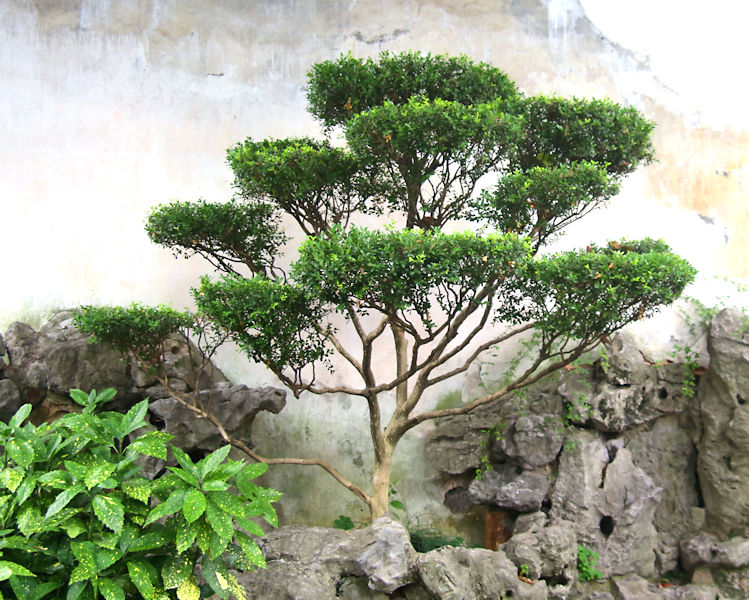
left=2, top=0, right=748, bottom=526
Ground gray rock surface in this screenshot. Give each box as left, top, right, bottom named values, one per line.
left=495, top=414, right=564, bottom=469
left=416, top=546, right=520, bottom=600
left=237, top=518, right=417, bottom=598
left=468, top=466, right=549, bottom=512
left=551, top=431, right=662, bottom=577
left=500, top=512, right=576, bottom=599
left=0, top=378, right=21, bottom=422
left=149, top=384, right=285, bottom=451
left=680, top=533, right=749, bottom=572
left=624, top=415, right=700, bottom=572
left=693, top=308, right=749, bottom=536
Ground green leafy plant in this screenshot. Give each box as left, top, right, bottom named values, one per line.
left=75, top=51, right=695, bottom=521
left=577, top=544, right=604, bottom=582
left=0, top=389, right=279, bottom=600
left=475, top=422, right=506, bottom=479
left=332, top=515, right=355, bottom=531
left=518, top=564, right=530, bottom=578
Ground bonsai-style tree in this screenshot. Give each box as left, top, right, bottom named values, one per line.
left=76, top=52, right=695, bottom=520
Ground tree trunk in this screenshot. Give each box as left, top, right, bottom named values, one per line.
left=370, top=447, right=393, bottom=520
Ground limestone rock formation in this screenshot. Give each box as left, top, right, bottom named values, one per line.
left=1, top=310, right=286, bottom=456
left=693, top=308, right=749, bottom=536
left=468, top=466, right=549, bottom=513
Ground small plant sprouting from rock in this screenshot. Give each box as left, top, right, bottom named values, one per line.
left=475, top=422, right=506, bottom=479
left=333, top=515, right=355, bottom=530
left=577, top=543, right=604, bottom=582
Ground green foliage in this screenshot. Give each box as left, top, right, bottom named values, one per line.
left=293, top=226, right=531, bottom=323
left=473, top=161, right=620, bottom=248
left=145, top=199, right=287, bottom=276
left=74, top=304, right=193, bottom=364
left=516, top=96, right=655, bottom=175
left=227, top=138, right=369, bottom=236
left=306, top=51, right=519, bottom=129
left=332, top=515, right=355, bottom=531
left=475, top=422, right=505, bottom=479
left=193, top=275, right=329, bottom=383
left=577, top=544, right=604, bottom=581
left=518, top=239, right=696, bottom=342
left=0, top=389, right=278, bottom=600
left=74, top=50, right=696, bottom=519
left=407, top=527, right=464, bottom=553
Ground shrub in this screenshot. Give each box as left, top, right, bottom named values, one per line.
left=0, top=389, right=279, bottom=600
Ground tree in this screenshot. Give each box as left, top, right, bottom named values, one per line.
left=76, top=51, right=695, bottom=521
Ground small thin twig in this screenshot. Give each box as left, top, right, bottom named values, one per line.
left=158, top=376, right=371, bottom=508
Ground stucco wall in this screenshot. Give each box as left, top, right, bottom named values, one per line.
left=2, top=0, right=747, bottom=526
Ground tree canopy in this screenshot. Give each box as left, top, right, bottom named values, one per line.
left=76, top=51, right=695, bottom=520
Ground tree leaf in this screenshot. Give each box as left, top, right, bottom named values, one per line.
left=145, top=488, right=187, bottom=525
left=127, top=559, right=157, bottom=600
left=8, top=405, right=32, bottom=429
left=128, top=528, right=169, bottom=552
left=93, top=494, right=124, bottom=533
left=118, top=400, right=149, bottom=438
left=205, top=501, right=234, bottom=543
left=121, top=478, right=152, bottom=504
left=127, top=431, right=173, bottom=461
left=6, top=439, right=34, bottom=468
left=176, top=578, right=200, bottom=600
left=0, top=468, right=23, bottom=493
left=161, top=554, right=193, bottom=589
left=0, top=561, right=35, bottom=578
left=182, top=489, right=207, bottom=524
left=237, top=531, right=266, bottom=569
left=84, top=462, right=116, bottom=490
left=176, top=519, right=200, bottom=554
left=197, top=445, right=231, bottom=480
left=99, top=578, right=125, bottom=600
left=70, top=541, right=99, bottom=582
left=45, top=485, right=84, bottom=519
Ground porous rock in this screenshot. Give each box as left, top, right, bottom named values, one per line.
left=237, top=517, right=416, bottom=598
left=500, top=512, right=576, bottom=599
left=611, top=574, right=719, bottom=600
left=149, top=384, right=285, bottom=451
left=550, top=431, right=662, bottom=577
left=0, top=379, right=21, bottom=422
left=680, top=533, right=749, bottom=572
left=693, top=308, right=749, bottom=535
left=416, top=546, right=520, bottom=600
left=623, top=415, right=699, bottom=573
left=468, top=465, right=549, bottom=512
left=495, top=414, right=564, bottom=469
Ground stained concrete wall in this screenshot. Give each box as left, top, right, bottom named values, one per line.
left=2, top=0, right=748, bottom=526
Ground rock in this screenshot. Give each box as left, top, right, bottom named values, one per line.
left=550, top=431, right=662, bottom=578
left=495, top=414, right=564, bottom=469
left=416, top=546, right=519, bottom=600
left=0, top=379, right=21, bottom=422
left=2, top=310, right=228, bottom=406
left=680, top=533, right=749, bottom=571
left=236, top=518, right=416, bottom=597
left=694, top=309, right=749, bottom=536
left=611, top=574, right=662, bottom=600
left=355, top=517, right=417, bottom=593
left=468, top=466, right=549, bottom=512
left=611, top=574, right=720, bottom=600
left=426, top=404, right=503, bottom=475
left=500, top=513, right=576, bottom=599
left=149, top=384, right=286, bottom=451
left=624, top=415, right=700, bottom=573
left=0, top=332, right=6, bottom=357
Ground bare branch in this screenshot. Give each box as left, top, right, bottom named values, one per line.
left=159, top=376, right=372, bottom=509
